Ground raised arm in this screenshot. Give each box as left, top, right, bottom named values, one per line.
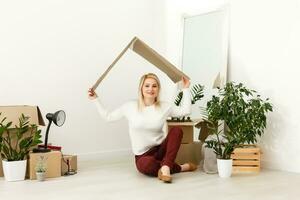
left=88, top=88, right=125, bottom=122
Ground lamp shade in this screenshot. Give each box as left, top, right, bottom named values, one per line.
left=46, top=110, right=66, bottom=127
left=53, top=110, right=66, bottom=127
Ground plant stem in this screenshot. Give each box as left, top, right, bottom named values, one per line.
left=215, top=124, right=222, bottom=158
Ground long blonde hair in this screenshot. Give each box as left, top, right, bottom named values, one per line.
left=138, top=73, right=161, bottom=111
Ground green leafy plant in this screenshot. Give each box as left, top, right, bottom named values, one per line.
left=204, top=122, right=240, bottom=159
left=202, top=82, right=273, bottom=159
left=174, top=84, right=204, bottom=106
left=35, top=155, right=47, bottom=173
left=171, top=84, right=204, bottom=122
left=0, top=113, right=43, bottom=161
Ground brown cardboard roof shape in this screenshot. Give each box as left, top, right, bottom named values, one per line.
left=92, top=37, right=189, bottom=90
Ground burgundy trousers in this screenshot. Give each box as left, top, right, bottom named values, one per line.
left=135, top=127, right=183, bottom=177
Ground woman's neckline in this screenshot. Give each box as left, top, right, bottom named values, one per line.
left=144, top=104, right=155, bottom=108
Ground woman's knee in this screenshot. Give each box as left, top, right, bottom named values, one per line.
left=169, top=126, right=183, bottom=138
left=136, top=156, right=160, bottom=176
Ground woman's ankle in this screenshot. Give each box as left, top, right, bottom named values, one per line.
left=161, top=165, right=171, bottom=175
left=180, top=163, right=198, bottom=172
left=180, top=163, right=190, bottom=172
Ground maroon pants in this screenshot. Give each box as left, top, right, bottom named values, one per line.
left=135, top=127, right=183, bottom=177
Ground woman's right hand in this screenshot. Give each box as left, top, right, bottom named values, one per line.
left=182, top=76, right=190, bottom=89
left=88, top=88, right=98, bottom=100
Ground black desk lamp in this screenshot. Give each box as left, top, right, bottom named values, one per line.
left=33, top=110, right=66, bottom=153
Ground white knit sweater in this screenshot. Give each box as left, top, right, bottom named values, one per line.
left=92, top=88, right=191, bottom=155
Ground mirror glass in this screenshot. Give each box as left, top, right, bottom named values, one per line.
left=181, top=7, right=228, bottom=119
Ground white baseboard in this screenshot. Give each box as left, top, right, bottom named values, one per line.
left=261, top=159, right=300, bottom=173
left=261, top=160, right=282, bottom=171
left=77, top=148, right=132, bottom=162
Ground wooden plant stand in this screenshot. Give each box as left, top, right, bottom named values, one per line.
left=231, top=145, right=261, bottom=173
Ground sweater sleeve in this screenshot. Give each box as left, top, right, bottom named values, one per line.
left=169, top=88, right=192, bottom=117
left=92, top=98, right=126, bottom=122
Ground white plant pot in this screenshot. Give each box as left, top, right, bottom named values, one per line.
left=217, top=159, right=232, bottom=178
left=2, top=160, right=27, bottom=181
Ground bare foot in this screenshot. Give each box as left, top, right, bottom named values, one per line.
left=180, top=163, right=191, bottom=172
left=180, top=163, right=197, bottom=172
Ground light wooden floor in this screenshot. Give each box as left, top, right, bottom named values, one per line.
left=0, top=156, right=299, bottom=200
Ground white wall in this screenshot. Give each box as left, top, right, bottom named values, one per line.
left=0, top=0, right=170, bottom=159
left=229, top=0, right=300, bottom=172
left=165, top=0, right=300, bottom=173
left=2, top=0, right=299, bottom=172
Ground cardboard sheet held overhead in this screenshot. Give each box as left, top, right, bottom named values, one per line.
left=92, top=37, right=189, bottom=90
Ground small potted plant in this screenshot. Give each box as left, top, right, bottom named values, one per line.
left=35, top=155, right=47, bottom=181
left=0, top=113, right=43, bottom=181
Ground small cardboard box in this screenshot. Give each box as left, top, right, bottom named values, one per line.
left=28, top=151, right=62, bottom=179
left=167, top=119, right=202, bottom=144
left=0, top=105, right=45, bottom=177
left=175, top=141, right=202, bottom=165
left=61, top=155, right=77, bottom=175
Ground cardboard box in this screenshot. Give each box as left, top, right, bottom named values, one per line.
left=61, top=155, right=77, bottom=175
left=167, top=119, right=202, bottom=144
left=28, top=151, right=62, bottom=179
left=175, top=141, right=202, bottom=165
left=0, top=105, right=45, bottom=127
left=92, top=36, right=189, bottom=90
left=195, top=121, right=210, bottom=142
left=0, top=105, right=45, bottom=177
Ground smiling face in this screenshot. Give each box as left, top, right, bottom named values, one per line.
left=142, top=78, right=159, bottom=100
left=138, top=73, right=161, bottom=110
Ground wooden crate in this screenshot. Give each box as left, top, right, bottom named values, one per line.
left=231, top=145, right=261, bottom=173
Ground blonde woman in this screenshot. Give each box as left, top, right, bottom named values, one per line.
left=88, top=73, right=197, bottom=183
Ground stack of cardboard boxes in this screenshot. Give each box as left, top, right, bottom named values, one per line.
left=167, top=119, right=203, bottom=165
left=0, top=105, right=77, bottom=180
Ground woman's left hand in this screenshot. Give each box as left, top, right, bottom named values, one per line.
left=182, top=76, right=190, bottom=88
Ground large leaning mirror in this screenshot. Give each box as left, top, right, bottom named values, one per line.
left=180, top=6, right=229, bottom=119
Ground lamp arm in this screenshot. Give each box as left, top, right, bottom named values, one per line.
left=44, top=120, right=52, bottom=149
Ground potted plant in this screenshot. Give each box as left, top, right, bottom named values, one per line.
left=203, top=121, right=239, bottom=177
left=35, top=155, right=47, bottom=181
left=202, top=82, right=273, bottom=176
left=0, top=113, right=43, bottom=181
